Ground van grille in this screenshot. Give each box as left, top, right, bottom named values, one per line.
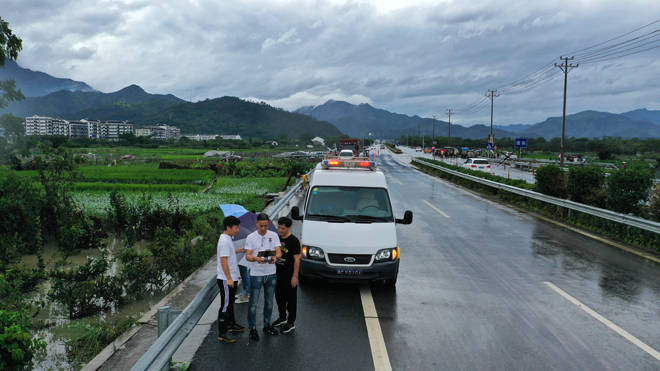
left=327, top=253, right=372, bottom=265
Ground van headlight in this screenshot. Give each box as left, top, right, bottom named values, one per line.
left=374, top=247, right=400, bottom=262
left=303, top=246, right=325, bottom=261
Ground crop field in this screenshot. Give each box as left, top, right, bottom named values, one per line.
left=18, top=164, right=217, bottom=185
left=13, top=160, right=291, bottom=215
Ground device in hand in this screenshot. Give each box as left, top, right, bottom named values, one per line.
left=257, top=250, right=276, bottom=263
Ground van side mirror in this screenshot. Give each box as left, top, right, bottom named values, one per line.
left=395, top=210, right=413, bottom=225
left=291, top=206, right=303, bottom=221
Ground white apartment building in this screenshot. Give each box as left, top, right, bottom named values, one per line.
left=137, top=125, right=181, bottom=140
left=23, top=116, right=133, bottom=139
left=219, top=135, right=242, bottom=140
left=25, top=116, right=70, bottom=136
left=184, top=134, right=218, bottom=141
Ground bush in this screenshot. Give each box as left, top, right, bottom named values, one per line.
left=534, top=164, right=567, bottom=198
left=645, top=186, right=660, bottom=222
left=63, top=315, right=137, bottom=365
left=606, top=165, right=654, bottom=215
left=0, top=310, right=47, bottom=371
left=49, top=252, right=123, bottom=319
left=567, top=165, right=605, bottom=205
left=598, top=150, right=612, bottom=160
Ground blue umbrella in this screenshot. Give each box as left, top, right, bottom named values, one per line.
left=219, top=204, right=249, bottom=218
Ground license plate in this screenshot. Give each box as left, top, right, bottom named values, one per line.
left=336, top=269, right=362, bottom=276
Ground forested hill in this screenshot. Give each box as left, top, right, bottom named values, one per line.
left=0, top=84, right=184, bottom=118
left=141, top=97, right=343, bottom=138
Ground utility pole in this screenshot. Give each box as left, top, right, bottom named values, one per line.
left=445, top=109, right=454, bottom=147
left=432, top=115, right=436, bottom=147
left=486, top=90, right=499, bottom=136
left=555, top=56, right=578, bottom=167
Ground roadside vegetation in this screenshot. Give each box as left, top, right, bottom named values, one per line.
left=0, top=141, right=314, bottom=369
left=414, top=158, right=660, bottom=250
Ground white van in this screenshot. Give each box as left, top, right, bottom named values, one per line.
left=291, top=157, right=413, bottom=285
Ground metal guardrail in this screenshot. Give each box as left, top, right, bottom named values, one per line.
left=412, top=158, right=660, bottom=235
left=130, top=173, right=309, bottom=371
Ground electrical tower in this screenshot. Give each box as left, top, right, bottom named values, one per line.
left=555, top=56, right=578, bottom=167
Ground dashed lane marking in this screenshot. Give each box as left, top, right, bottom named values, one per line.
left=544, top=281, right=660, bottom=362
left=422, top=199, right=450, bottom=218
left=359, top=285, right=392, bottom=371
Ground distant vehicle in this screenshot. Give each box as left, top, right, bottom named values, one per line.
left=338, top=150, right=354, bottom=158
left=462, top=158, right=491, bottom=172
left=221, top=154, right=242, bottom=162
left=120, top=155, right=136, bottom=160
left=415, top=147, right=422, bottom=152
left=290, top=151, right=311, bottom=158
left=500, top=152, right=518, bottom=160
left=339, top=138, right=361, bottom=156
left=424, top=148, right=432, bottom=153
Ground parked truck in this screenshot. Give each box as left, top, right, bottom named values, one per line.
left=339, top=138, right=361, bottom=156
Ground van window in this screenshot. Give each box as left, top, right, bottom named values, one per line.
left=306, top=186, right=394, bottom=222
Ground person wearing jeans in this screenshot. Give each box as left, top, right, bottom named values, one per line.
left=236, top=259, right=250, bottom=303
left=247, top=274, right=277, bottom=330
left=245, top=213, right=282, bottom=341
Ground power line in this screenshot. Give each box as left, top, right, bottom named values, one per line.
left=565, top=19, right=660, bottom=55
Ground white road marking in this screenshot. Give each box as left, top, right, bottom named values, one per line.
left=391, top=178, right=404, bottom=185
left=422, top=199, right=450, bottom=218
left=360, top=285, right=392, bottom=371
left=544, top=281, right=660, bottom=362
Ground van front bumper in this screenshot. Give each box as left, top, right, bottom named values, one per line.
left=300, top=258, right=399, bottom=282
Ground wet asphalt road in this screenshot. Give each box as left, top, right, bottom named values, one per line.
left=189, top=151, right=660, bottom=371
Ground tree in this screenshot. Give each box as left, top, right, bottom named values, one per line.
left=0, top=17, right=25, bottom=109
left=298, top=131, right=314, bottom=143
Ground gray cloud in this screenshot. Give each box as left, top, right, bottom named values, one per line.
left=3, top=0, right=660, bottom=129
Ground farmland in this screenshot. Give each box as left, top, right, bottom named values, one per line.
left=0, top=146, right=313, bottom=370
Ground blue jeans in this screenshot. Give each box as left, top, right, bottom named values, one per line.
left=239, top=265, right=250, bottom=297
left=247, top=274, right=277, bottom=329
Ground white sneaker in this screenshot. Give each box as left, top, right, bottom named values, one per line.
left=235, top=295, right=249, bottom=304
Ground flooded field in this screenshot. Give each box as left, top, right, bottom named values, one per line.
left=20, top=238, right=172, bottom=371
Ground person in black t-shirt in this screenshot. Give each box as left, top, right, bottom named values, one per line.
left=272, top=216, right=301, bottom=333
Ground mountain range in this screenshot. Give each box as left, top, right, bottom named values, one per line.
left=295, top=100, right=516, bottom=140
left=0, top=61, right=96, bottom=97
left=2, top=61, right=660, bottom=140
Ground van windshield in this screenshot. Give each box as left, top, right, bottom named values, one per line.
left=305, top=186, right=394, bottom=222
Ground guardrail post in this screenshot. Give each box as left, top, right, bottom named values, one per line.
left=156, top=306, right=182, bottom=371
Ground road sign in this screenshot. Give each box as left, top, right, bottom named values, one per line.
left=514, top=138, right=528, bottom=148
left=396, top=142, right=400, bottom=147
left=487, top=134, right=494, bottom=144
left=485, top=143, right=494, bottom=150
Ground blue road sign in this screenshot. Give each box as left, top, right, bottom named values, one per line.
left=396, top=142, right=400, bottom=147
left=485, top=143, right=494, bottom=150
left=514, top=138, right=528, bottom=148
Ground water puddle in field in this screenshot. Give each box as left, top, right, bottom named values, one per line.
left=17, top=237, right=172, bottom=371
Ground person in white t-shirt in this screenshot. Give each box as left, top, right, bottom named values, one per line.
left=217, top=215, right=246, bottom=343
left=245, top=213, right=282, bottom=341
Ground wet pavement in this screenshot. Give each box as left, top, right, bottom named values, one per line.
left=396, top=145, right=537, bottom=183
left=188, top=150, right=660, bottom=370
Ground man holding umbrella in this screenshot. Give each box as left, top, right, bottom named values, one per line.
left=245, top=213, right=282, bottom=341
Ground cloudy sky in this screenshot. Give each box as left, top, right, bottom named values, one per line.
left=3, top=0, right=660, bottom=128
